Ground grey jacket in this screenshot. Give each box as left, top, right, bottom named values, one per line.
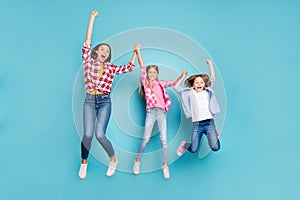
left=175, top=78, right=220, bottom=119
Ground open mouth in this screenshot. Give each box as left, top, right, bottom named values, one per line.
left=195, top=86, right=204, bottom=91
left=100, top=55, right=106, bottom=60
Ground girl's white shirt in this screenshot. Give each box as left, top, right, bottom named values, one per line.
left=190, top=90, right=213, bottom=122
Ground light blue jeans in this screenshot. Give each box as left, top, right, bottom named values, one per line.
left=137, top=108, right=168, bottom=163
left=81, top=93, right=115, bottom=159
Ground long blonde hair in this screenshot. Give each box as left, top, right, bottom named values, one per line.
left=139, top=65, right=159, bottom=98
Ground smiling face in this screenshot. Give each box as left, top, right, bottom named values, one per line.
left=147, top=66, right=159, bottom=81
left=193, top=77, right=206, bottom=92
left=96, top=44, right=110, bottom=63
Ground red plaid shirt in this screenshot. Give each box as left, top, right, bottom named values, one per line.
left=140, top=66, right=177, bottom=112
left=82, top=43, right=135, bottom=94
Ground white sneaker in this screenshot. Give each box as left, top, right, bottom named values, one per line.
left=78, top=163, right=87, bottom=179
left=162, top=165, right=170, bottom=179
left=133, top=161, right=140, bottom=175
left=106, top=159, right=118, bottom=177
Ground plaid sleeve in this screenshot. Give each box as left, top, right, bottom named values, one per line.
left=140, top=66, right=147, bottom=86
left=82, top=42, right=92, bottom=64
left=112, top=62, right=135, bottom=74
left=160, top=79, right=177, bottom=88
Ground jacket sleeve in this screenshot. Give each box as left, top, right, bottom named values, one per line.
left=175, top=85, right=184, bottom=94
left=210, top=77, right=216, bottom=87
left=176, top=87, right=192, bottom=119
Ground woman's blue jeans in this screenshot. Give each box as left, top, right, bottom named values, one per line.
left=186, top=119, right=220, bottom=153
left=81, top=93, right=115, bottom=159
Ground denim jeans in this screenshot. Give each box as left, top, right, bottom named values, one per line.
left=81, top=93, right=115, bottom=159
left=137, top=108, right=168, bottom=163
left=185, top=119, right=220, bottom=153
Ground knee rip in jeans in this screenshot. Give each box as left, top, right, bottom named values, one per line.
left=96, top=135, right=106, bottom=141
left=142, top=138, right=150, bottom=144
left=83, top=134, right=93, bottom=139
left=160, top=140, right=168, bottom=146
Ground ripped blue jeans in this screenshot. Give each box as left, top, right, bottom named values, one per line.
left=136, top=108, right=168, bottom=163
left=81, top=93, right=115, bottom=159
left=185, top=119, right=220, bottom=153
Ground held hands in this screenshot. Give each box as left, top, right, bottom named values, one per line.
left=90, top=10, right=99, bottom=19
left=175, top=70, right=188, bottom=88
left=134, top=43, right=141, bottom=52
left=181, top=70, right=188, bottom=77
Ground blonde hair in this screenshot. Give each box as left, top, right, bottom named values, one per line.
left=139, top=65, right=159, bottom=98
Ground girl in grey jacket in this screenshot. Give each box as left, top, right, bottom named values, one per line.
left=175, top=59, right=221, bottom=156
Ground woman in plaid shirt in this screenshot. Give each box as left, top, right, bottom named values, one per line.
left=78, top=10, right=137, bottom=179
left=132, top=45, right=185, bottom=179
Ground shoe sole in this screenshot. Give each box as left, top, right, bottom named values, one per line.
left=106, top=170, right=116, bottom=177
left=78, top=175, right=86, bottom=179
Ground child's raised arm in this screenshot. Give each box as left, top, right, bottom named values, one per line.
left=129, top=44, right=138, bottom=64
left=175, top=70, right=188, bottom=90
left=112, top=44, right=137, bottom=74
left=134, top=44, right=144, bottom=67
left=206, top=59, right=215, bottom=79
left=85, top=10, right=99, bottom=45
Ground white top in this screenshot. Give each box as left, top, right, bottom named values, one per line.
left=189, top=90, right=213, bottom=122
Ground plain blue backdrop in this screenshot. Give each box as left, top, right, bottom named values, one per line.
left=1, top=0, right=299, bottom=199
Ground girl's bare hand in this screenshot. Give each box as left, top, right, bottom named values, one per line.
left=206, top=59, right=213, bottom=66
left=91, top=10, right=99, bottom=18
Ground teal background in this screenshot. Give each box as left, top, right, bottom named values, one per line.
left=1, top=0, right=299, bottom=199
